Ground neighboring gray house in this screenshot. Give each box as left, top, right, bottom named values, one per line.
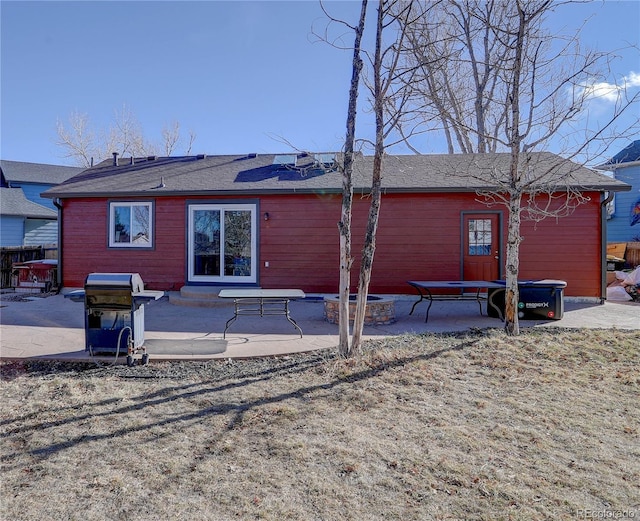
left=0, top=160, right=83, bottom=247
left=597, top=140, right=640, bottom=243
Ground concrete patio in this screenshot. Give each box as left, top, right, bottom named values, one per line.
left=0, top=290, right=638, bottom=363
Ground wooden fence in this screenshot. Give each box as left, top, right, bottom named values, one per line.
left=0, top=245, right=58, bottom=289
left=627, top=243, right=640, bottom=268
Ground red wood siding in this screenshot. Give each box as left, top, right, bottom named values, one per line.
left=518, top=194, right=602, bottom=297
left=60, top=192, right=603, bottom=296
left=61, top=197, right=186, bottom=290
left=260, top=194, right=341, bottom=292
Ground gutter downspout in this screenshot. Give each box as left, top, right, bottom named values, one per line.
left=53, top=198, right=63, bottom=291
left=600, top=191, right=615, bottom=304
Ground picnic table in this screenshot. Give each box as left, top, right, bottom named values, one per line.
left=218, top=289, right=305, bottom=338
left=407, top=280, right=506, bottom=323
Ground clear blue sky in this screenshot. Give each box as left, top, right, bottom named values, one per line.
left=1, top=0, right=639, bottom=167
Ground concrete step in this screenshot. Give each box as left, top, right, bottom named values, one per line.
left=168, top=286, right=233, bottom=308
left=179, top=286, right=221, bottom=299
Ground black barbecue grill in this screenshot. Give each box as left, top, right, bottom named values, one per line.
left=66, top=273, right=164, bottom=364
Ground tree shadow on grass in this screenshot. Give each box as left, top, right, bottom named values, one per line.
left=0, top=354, right=330, bottom=431
left=0, top=337, right=473, bottom=469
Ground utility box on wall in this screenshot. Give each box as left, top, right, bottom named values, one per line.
left=487, top=280, right=566, bottom=320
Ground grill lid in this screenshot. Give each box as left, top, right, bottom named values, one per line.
left=84, top=273, right=144, bottom=292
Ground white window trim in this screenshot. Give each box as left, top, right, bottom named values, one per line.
left=108, top=201, right=153, bottom=248
left=188, top=203, right=257, bottom=283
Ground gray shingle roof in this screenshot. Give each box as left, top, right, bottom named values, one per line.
left=597, top=140, right=640, bottom=168
left=24, top=221, right=59, bottom=246
left=42, top=152, right=630, bottom=199
left=0, top=160, right=84, bottom=185
left=0, top=188, right=57, bottom=218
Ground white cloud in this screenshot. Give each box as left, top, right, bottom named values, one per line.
left=578, top=71, right=640, bottom=103
left=582, top=81, right=621, bottom=102
left=623, top=71, right=640, bottom=88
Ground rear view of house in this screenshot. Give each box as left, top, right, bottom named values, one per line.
left=43, top=152, right=630, bottom=300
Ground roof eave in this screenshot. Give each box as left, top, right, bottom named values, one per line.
left=44, top=186, right=505, bottom=198
left=44, top=184, right=629, bottom=199
left=595, top=160, right=640, bottom=170
left=592, top=183, right=632, bottom=192
left=1, top=213, right=57, bottom=219
left=44, top=188, right=346, bottom=199
left=49, top=185, right=631, bottom=199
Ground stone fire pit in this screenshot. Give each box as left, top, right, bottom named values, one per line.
left=323, top=294, right=396, bottom=325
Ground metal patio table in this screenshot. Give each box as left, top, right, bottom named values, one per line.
left=407, top=280, right=506, bottom=323
left=218, top=289, right=306, bottom=338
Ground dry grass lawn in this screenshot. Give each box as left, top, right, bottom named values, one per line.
left=1, top=328, right=639, bottom=521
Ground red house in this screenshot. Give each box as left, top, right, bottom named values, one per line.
left=43, top=152, right=630, bottom=299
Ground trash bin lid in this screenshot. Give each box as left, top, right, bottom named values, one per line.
left=492, top=279, right=566, bottom=288
left=526, top=279, right=567, bottom=288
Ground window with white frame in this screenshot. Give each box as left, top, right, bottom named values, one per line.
left=188, top=203, right=257, bottom=283
left=109, top=202, right=153, bottom=247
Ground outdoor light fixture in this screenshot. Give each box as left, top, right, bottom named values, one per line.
left=264, top=212, right=270, bottom=221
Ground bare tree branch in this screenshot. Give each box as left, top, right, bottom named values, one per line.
left=389, top=0, right=639, bottom=335
left=55, top=104, right=198, bottom=166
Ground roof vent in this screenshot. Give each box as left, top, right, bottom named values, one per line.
left=151, top=177, right=166, bottom=189
left=112, top=152, right=119, bottom=166
left=196, top=154, right=206, bottom=160
left=147, top=156, right=157, bottom=161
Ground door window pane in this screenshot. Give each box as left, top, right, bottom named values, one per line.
left=468, top=219, right=492, bottom=256
left=224, top=210, right=252, bottom=277
left=193, top=210, right=220, bottom=276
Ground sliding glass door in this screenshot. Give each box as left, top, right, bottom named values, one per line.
left=188, top=204, right=256, bottom=283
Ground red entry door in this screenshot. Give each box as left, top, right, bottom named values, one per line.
left=463, top=213, right=500, bottom=281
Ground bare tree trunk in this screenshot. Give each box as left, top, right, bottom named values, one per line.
left=338, top=193, right=353, bottom=356
left=352, top=154, right=383, bottom=349
left=502, top=1, right=527, bottom=336
left=504, top=190, right=522, bottom=336
left=351, top=0, right=385, bottom=351
left=338, top=0, right=367, bottom=358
